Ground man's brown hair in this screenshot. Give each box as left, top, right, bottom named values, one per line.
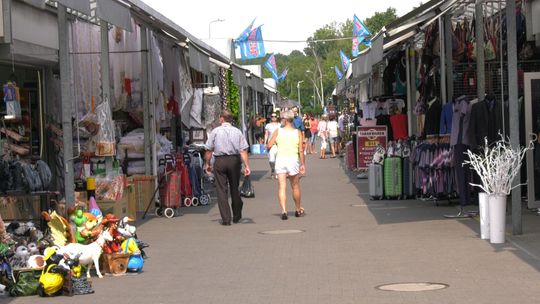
left=220, top=110, right=234, bottom=123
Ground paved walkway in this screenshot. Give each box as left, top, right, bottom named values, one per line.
left=7, top=153, right=540, bottom=303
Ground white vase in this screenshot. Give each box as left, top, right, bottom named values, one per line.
left=488, top=194, right=507, bottom=244
left=478, top=192, right=490, bottom=240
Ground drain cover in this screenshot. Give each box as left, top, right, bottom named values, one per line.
left=259, top=229, right=305, bottom=235
left=376, top=283, right=449, bottom=292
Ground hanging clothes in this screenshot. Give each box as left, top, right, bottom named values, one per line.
left=423, top=98, right=442, bottom=137
left=469, top=95, right=503, bottom=148
left=439, top=102, right=454, bottom=135
left=361, top=101, right=377, bottom=120
left=390, top=113, right=408, bottom=140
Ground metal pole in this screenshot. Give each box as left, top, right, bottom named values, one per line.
left=410, top=50, right=417, bottom=136
left=476, top=0, right=485, bottom=100
left=140, top=25, right=152, bottom=175
left=100, top=21, right=113, bottom=174
left=444, top=14, right=454, bottom=103
left=406, top=45, right=412, bottom=136
left=320, top=74, right=324, bottom=108
left=241, top=86, right=246, bottom=137
left=506, top=0, right=521, bottom=235
left=439, top=17, right=446, bottom=104
left=58, top=4, right=75, bottom=207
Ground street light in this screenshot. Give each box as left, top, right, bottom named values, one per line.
left=208, top=19, right=225, bottom=39
left=297, top=80, right=304, bottom=107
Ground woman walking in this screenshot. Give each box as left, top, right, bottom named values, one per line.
left=317, top=114, right=328, bottom=159
left=267, top=110, right=306, bottom=220
left=309, top=114, right=318, bottom=154
left=302, top=113, right=312, bottom=154
left=264, top=112, right=281, bottom=179
left=327, top=114, right=339, bottom=158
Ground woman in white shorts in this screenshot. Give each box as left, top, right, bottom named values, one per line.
left=267, top=110, right=306, bottom=220
left=264, top=113, right=281, bottom=179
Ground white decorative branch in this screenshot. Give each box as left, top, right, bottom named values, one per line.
left=464, top=135, right=533, bottom=196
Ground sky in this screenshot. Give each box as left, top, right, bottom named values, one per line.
left=141, top=0, right=419, bottom=57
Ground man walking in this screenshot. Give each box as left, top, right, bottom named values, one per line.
left=291, top=106, right=305, bottom=131
left=204, top=110, right=251, bottom=226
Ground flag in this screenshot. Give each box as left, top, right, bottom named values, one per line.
left=235, top=18, right=256, bottom=44
left=278, top=67, right=289, bottom=82
left=238, top=26, right=266, bottom=60
left=339, top=50, right=350, bottom=73
left=363, top=39, right=372, bottom=47
left=264, top=54, right=278, bottom=80
left=353, top=14, right=371, bottom=38
left=335, top=66, right=343, bottom=80
left=352, top=36, right=366, bottom=57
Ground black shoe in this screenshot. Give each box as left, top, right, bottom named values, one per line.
left=233, top=216, right=242, bottom=223
left=295, top=209, right=305, bottom=217
left=281, top=213, right=288, bottom=220
left=220, top=221, right=231, bottom=226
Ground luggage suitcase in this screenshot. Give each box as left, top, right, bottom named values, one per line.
left=383, top=157, right=403, bottom=199
left=368, top=163, right=384, bottom=200
left=402, top=156, right=414, bottom=199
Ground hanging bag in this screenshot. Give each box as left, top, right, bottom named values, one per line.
left=240, top=175, right=255, bottom=198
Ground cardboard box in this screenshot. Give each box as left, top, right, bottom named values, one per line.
left=128, top=175, right=156, bottom=212
left=125, top=185, right=136, bottom=220
left=97, top=193, right=128, bottom=220
left=0, top=197, right=40, bottom=221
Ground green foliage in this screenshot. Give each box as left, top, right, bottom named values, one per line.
left=364, top=8, right=398, bottom=35
left=226, top=70, right=240, bottom=123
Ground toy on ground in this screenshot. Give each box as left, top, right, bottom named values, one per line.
left=57, top=229, right=113, bottom=278
left=121, top=237, right=143, bottom=273
left=37, top=247, right=69, bottom=297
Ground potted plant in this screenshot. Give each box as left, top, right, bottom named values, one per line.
left=465, top=136, right=532, bottom=244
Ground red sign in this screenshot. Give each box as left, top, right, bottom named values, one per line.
left=357, top=126, right=387, bottom=169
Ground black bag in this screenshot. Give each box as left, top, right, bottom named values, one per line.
left=240, top=176, right=255, bottom=198
left=36, top=160, right=52, bottom=190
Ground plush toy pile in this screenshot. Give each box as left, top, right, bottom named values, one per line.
left=0, top=203, right=148, bottom=298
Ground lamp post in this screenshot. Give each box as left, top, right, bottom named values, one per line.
left=297, top=80, right=304, bottom=107
left=306, top=70, right=320, bottom=106
left=208, top=18, right=225, bottom=39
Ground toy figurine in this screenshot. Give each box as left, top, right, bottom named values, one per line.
left=121, top=237, right=144, bottom=273
left=41, top=211, right=72, bottom=247
left=101, top=214, right=122, bottom=254
left=57, top=230, right=113, bottom=278
left=38, top=247, right=69, bottom=297
left=75, top=212, right=102, bottom=244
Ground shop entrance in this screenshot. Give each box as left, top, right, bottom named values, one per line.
left=524, top=72, right=540, bottom=209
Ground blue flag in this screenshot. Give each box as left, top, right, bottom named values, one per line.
left=339, top=50, right=350, bottom=73
left=353, top=14, right=371, bottom=38
left=335, top=66, right=343, bottom=80
left=238, top=26, right=266, bottom=60
left=278, top=67, right=289, bottom=82
left=235, top=18, right=256, bottom=44
left=264, top=54, right=278, bottom=80
left=363, top=39, right=372, bottom=47
left=352, top=36, right=365, bottom=57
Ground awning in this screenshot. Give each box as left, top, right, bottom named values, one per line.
left=96, top=0, right=132, bottom=31
left=383, top=0, right=460, bottom=51
left=249, top=76, right=265, bottom=93
left=189, top=43, right=210, bottom=74
left=232, top=65, right=248, bottom=87
left=56, top=0, right=91, bottom=15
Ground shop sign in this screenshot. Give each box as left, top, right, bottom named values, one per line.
left=357, top=126, right=387, bottom=169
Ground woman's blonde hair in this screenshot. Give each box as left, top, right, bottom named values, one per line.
left=281, top=110, right=295, bottom=122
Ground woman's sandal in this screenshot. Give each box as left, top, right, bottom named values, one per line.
left=281, top=213, right=288, bottom=220
left=295, top=208, right=305, bottom=217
